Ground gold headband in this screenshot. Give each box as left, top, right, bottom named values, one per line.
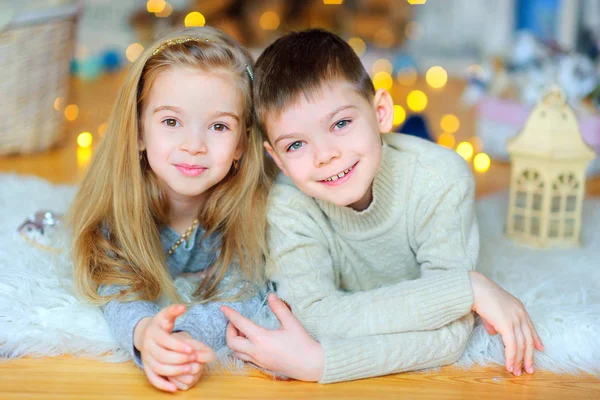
left=151, top=37, right=210, bottom=56
left=149, top=36, right=254, bottom=81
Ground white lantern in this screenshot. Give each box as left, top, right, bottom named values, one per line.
left=506, top=86, right=596, bottom=248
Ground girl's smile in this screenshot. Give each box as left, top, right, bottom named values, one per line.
left=175, top=164, right=208, bottom=177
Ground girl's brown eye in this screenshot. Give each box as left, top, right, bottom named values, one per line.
left=163, top=118, right=179, bottom=127
left=211, top=123, right=228, bottom=132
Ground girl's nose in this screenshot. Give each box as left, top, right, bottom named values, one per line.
left=181, top=131, right=208, bottom=155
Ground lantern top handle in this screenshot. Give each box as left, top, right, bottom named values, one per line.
left=540, top=84, right=567, bottom=107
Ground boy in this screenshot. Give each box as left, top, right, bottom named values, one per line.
left=222, top=29, right=543, bottom=383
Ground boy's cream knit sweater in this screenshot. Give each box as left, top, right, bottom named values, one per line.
left=266, top=133, right=478, bottom=383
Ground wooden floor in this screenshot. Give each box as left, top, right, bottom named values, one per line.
left=0, top=357, right=598, bottom=400
left=1, top=72, right=598, bottom=399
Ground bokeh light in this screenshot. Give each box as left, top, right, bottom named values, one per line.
left=407, top=90, right=428, bottom=112
left=372, top=58, right=393, bottom=74
left=408, top=0, right=427, bottom=4
left=405, top=21, right=423, bottom=40
left=77, top=147, right=92, bottom=170
left=372, top=71, right=393, bottom=91
left=347, top=37, right=366, bottom=56
left=323, top=0, right=343, bottom=4
left=468, top=136, right=483, bottom=153
left=393, top=105, right=406, bottom=126
left=155, top=2, right=172, bottom=18
left=64, top=105, right=79, bottom=121
left=184, top=12, right=206, bottom=27
left=374, top=28, right=395, bottom=48
left=77, top=132, right=93, bottom=148
left=126, top=43, right=144, bottom=62
left=440, top=114, right=460, bottom=133
left=396, top=67, right=417, bottom=86
left=437, top=133, right=456, bottom=149
left=456, top=142, right=474, bottom=161
left=260, top=12, right=280, bottom=30
left=426, top=66, right=448, bottom=89
left=98, top=122, right=108, bottom=137
left=473, top=153, right=491, bottom=173
left=146, top=0, right=166, bottom=13
left=53, top=97, right=63, bottom=111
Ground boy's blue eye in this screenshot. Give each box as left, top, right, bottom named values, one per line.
left=210, top=123, right=228, bottom=132
left=163, top=118, right=180, bottom=128
left=334, top=119, right=350, bottom=130
left=287, top=141, right=304, bottom=152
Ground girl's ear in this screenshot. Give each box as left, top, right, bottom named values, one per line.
left=263, top=141, right=288, bottom=176
left=138, top=125, right=146, bottom=151
left=373, top=89, right=394, bottom=133
left=138, top=109, right=148, bottom=151
left=233, top=130, right=247, bottom=161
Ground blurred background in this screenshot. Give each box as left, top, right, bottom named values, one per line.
left=0, top=0, right=599, bottom=196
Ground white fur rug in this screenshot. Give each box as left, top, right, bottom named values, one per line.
left=0, top=173, right=598, bottom=376
left=457, top=191, right=600, bottom=375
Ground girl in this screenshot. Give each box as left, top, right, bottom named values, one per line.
left=68, top=26, right=276, bottom=392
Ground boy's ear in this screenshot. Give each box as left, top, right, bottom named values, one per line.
left=373, top=89, right=394, bottom=133
left=263, top=141, right=288, bottom=176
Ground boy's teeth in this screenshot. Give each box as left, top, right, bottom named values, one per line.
left=325, top=166, right=352, bottom=182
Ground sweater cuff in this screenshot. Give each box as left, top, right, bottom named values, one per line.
left=172, top=305, right=226, bottom=351
left=318, top=336, right=380, bottom=384
left=129, top=312, right=159, bottom=368
left=414, top=270, right=474, bottom=329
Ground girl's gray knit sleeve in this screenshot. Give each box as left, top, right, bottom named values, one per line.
left=172, top=275, right=266, bottom=351
left=99, top=284, right=160, bottom=367
left=97, top=226, right=160, bottom=367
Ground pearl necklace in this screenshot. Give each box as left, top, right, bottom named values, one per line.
left=167, top=218, right=199, bottom=256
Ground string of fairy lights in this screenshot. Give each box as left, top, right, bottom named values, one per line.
left=58, top=0, right=491, bottom=174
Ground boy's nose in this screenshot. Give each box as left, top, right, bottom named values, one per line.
left=314, top=141, right=341, bottom=167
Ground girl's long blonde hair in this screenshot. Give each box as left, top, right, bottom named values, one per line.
left=68, top=26, right=277, bottom=305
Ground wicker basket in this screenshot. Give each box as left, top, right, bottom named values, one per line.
left=0, top=1, right=80, bottom=155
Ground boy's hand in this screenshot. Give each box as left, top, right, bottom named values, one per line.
left=167, top=331, right=216, bottom=391
left=221, top=293, right=324, bottom=382
left=469, top=271, right=544, bottom=376
left=133, top=305, right=215, bottom=392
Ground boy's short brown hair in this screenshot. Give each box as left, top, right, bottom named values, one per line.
left=253, top=29, right=375, bottom=141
